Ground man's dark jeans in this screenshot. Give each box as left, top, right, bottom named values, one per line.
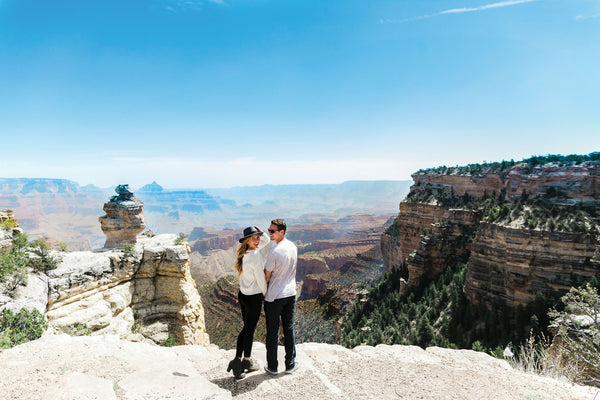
left=264, top=295, right=296, bottom=371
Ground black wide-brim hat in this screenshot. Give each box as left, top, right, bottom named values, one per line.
left=239, top=226, right=261, bottom=243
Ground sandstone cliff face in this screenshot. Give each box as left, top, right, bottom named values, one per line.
left=406, top=209, right=480, bottom=287
left=465, top=223, right=599, bottom=307
left=383, top=202, right=450, bottom=272
left=43, top=234, right=209, bottom=345
left=383, top=159, right=600, bottom=309
left=412, top=173, right=505, bottom=199
left=506, top=162, right=600, bottom=204
left=411, top=161, right=600, bottom=205
left=297, top=240, right=377, bottom=279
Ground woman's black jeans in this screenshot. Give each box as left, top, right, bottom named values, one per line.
left=236, top=291, right=264, bottom=358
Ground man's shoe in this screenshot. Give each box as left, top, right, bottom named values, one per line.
left=242, top=358, right=260, bottom=372
left=285, top=361, right=299, bottom=374
left=264, top=365, right=278, bottom=376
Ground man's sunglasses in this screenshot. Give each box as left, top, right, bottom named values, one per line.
left=268, top=229, right=279, bottom=234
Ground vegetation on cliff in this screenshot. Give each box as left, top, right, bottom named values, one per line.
left=0, top=233, right=30, bottom=294
left=0, top=233, right=61, bottom=296
left=342, top=265, right=549, bottom=351
left=342, top=265, right=600, bottom=384
left=0, top=308, right=47, bottom=349
left=414, top=152, right=600, bottom=176
left=549, top=283, right=600, bottom=387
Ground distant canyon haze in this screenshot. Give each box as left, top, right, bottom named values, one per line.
left=0, top=178, right=411, bottom=250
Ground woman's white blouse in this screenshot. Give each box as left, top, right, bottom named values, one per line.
left=238, top=232, right=269, bottom=295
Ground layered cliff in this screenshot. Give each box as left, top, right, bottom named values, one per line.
left=382, top=154, right=600, bottom=308
left=464, top=223, right=599, bottom=307
left=2, top=233, right=209, bottom=345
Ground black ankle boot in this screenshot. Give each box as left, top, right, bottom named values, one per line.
left=227, top=358, right=246, bottom=379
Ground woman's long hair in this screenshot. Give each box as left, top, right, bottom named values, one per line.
left=235, top=237, right=250, bottom=276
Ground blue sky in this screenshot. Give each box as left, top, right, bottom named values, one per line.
left=0, top=0, right=598, bottom=188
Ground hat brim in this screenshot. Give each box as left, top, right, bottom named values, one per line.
left=239, top=232, right=261, bottom=243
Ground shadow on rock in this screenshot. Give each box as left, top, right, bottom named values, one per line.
left=211, top=372, right=280, bottom=396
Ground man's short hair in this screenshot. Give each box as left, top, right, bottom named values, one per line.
left=271, top=218, right=287, bottom=233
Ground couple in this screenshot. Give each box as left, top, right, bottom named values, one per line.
left=227, top=218, right=298, bottom=380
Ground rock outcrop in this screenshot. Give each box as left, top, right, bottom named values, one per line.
left=43, top=234, right=209, bottom=345
left=99, top=185, right=146, bottom=248
left=1, top=334, right=597, bottom=400
left=383, top=157, right=600, bottom=308
left=0, top=210, right=23, bottom=251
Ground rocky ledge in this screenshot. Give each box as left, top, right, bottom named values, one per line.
left=1, top=234, right=209, bottom=346
left=0, top=334, right=596, bottom=400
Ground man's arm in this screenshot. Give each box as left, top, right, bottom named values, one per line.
left=264, top=269, right=272, bottom=284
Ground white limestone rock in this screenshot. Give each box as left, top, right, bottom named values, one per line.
left=0, top=273, right=49, bottom=314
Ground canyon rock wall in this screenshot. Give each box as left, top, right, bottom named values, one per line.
left=412, top=173, right=505, bottom=199
left=506, top=162, right=600, bottom=203
left=406, top=209, right=480, bottom=287
left=383, top=202, right=450, bottom=272
left=411, top=161, right=600, bottom=204
left=465, top=223, right=599, bottom=307
left=383, top=160, right=600, bottom=308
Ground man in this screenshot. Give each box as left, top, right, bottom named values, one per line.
left=263, top=218, right=299, bottom=375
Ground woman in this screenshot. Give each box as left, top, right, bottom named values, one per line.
left=227, top=225, right=269, bottom=379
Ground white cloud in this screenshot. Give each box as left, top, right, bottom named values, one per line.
left=575, top=12, right=600, bottom=20
left=381, top=0, right=539, bottom=24
left=440, top=0, right=539, bottom=15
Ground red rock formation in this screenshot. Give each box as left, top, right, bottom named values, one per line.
left=302, top=275, right=329, bottom=298
left=406, top=209, right=480, bottom=287
left=384, top=202, right=450, bottom=270
left=465, top=223, right=599, bottom=307
left=506, top=162, right=600, bottom=203
left=190, top=234, right=237, bottom=254
left=383, top=160, right=600, bottom=309
left=412, top=173, right=505, bottom=199
left=297, top=256, right=330, bottom=277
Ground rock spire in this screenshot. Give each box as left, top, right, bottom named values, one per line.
left=98, top=184, right=145, bottom=248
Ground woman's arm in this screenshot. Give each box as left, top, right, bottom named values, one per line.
left=253, top=253, right=268, bottom=295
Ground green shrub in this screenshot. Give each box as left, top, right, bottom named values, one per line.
left=471, top=340, right=485, bottom=352
left=548, top=284, right=600, bottom=387
left=60, top=324, right=92, bottom=336
left=28, top=239, right=61, bottom=272
left=163, top=334, right=177, bottom=347
left=0, top=233, right=30, bottom=289
left=0, top=308, right=48, bottom=348
left=122, top=243, right=135, bottom=258
left=175, top=233, right=186, bottom=245
left=0, top=219, right=15, bottom=230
